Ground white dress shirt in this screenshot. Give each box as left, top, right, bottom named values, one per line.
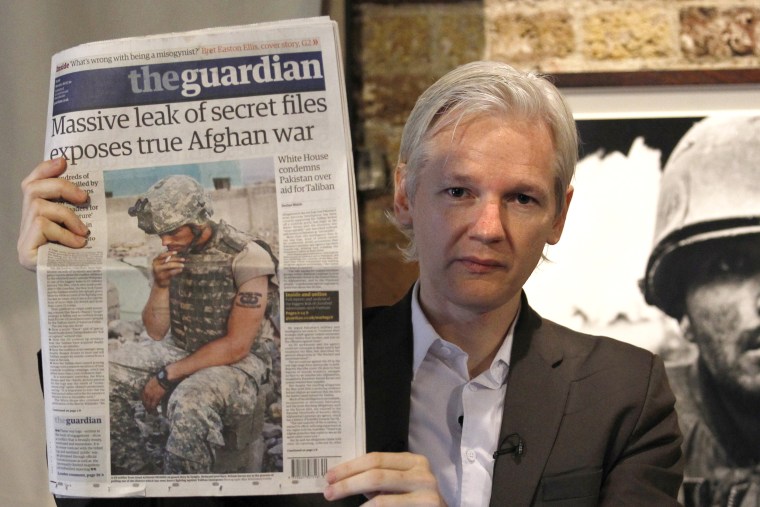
left=408, top=283, right=516, bottom=507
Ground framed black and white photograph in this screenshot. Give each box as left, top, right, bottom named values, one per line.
left=524, top=75, right=760, bottom=507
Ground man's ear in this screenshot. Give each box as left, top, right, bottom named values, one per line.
left=393, top=163, right=412, bottom=227
left=547, top=184, right=574, bottom=245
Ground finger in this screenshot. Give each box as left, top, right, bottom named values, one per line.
left=326, top=453, right=423, bottom=483
left=20, top=160, right=90, bottom=247
left=362, top=490, right=444, bottom=507
left=21, top=158, right=68, bottom=185
left=17, top=214, right=89, bottom=270
left=158, top=267, right=184, bottom=281
left=325, top=467, right=435, bottom=500
left=141, top=395, right=157, bottom=414
left=324, top=454, right=436, bottom=501
left=155, top=260, right=185, bottom=271
left=156, top=251, right=174, bottom=261
left=141, top=387, right=160, bottom=414
left=18, top=196, right=90, bottom=249
left=21, top=158, right=89, bottom=205
left=20, top=196, right=90, bottom=238
left=154, top=252, right=185, bottom=267
left=325, top=468, right=401, bottom=500
left=153, top=266, right=184, bottom=287
left=163, top=255, right=186, bottom=265
left=160, top=259, right=186, bottom=270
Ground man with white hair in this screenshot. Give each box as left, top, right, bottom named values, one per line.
left=20, top=61, right=683, bottom=506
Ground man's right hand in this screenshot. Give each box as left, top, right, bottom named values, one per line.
left=151, top=251, right=186, bottom=288
left=18, top=158, right=90, bottom=271
left=323, top=452, right=446, bottom=506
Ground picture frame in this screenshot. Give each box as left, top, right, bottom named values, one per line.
left=551, top=68, right=760, bottom=88
left=543, top=73, right=760, bottom=506
left=558, top=77, right=760, bottom=120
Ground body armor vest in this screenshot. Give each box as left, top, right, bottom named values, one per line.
left=169, top=221, right=276, bottom=353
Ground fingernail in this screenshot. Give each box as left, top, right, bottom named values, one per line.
left=323, top=485, right=333, bottom=500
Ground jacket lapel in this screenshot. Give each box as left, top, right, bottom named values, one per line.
left=489, top=296, right=571, bottom=506
left=362, top=290, right=415, bottom=453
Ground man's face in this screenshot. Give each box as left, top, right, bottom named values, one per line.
left=395, top=115, right=572, bottom=318
left=160, top=225, right=196, bottom=253
left=684, top=237, right=760, bottom=396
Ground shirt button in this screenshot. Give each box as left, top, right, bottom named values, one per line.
left=440, top=346, right=451, bottom=357
left=467, top=383, right=477, bottom=392
left=465, top=449, right=476, bottom=462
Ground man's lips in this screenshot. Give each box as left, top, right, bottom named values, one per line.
left=739, top=328, right=760, bottom=353
left=457, top=256, right=507, bottom=273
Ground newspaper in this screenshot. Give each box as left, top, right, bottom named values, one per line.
left=36, top=17, right=364, bottom=498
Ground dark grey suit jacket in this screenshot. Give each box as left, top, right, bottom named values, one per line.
left=52, top=290, right=683, bottom=506
left=362, top=290, right=683, bottom=506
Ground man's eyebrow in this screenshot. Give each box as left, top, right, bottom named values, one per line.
left=512, top=180, right=550, bottom=194
left=439, top=171, right=474, bottom=186
left=440, top=170, right=549, bottom=193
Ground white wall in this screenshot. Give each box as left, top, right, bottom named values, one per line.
left=0, top=1, right=325, bottom=505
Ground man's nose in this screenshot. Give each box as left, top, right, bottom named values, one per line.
left=161, top=235, right=171, bottom=246
left=471, top=199, right=506, bottom=242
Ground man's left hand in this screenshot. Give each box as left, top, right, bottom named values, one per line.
left=141, top=377, right=167, bottom=414
left=323, top=452, right=446, bottom=506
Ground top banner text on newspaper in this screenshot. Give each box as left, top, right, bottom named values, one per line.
left=53, top=51, right=325, bottom=115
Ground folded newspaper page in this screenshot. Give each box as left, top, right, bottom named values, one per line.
left=37, top=16, right=364, bottom=498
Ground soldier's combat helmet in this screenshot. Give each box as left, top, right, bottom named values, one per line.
left=128, top=175, right=213, bottom=235
left=642, top=115, right=760, bottom=319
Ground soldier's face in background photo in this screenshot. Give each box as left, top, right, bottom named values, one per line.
left=684, top=236, right=760, bottom=397
left=160, top=225, right=197, bottom=254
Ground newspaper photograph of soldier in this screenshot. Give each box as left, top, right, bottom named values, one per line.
left=103, top=158, right=282, bottom=476
left=525, top=114, right=760, bottom=507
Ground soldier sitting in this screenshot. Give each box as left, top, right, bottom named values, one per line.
left=109, top=174, right=278, bottom=474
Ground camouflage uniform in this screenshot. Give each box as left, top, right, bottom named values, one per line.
left=112, top=176, right=277, bottom=474
left=668, top=360, right=760, bottom=507
left=109, top=337, right=266, bottom=474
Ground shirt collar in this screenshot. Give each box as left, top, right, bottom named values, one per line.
left=411, top=281, right=442, bottom=374
left=410, top=281, right=517, bottom=383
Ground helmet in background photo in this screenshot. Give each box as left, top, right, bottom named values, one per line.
left=642, top=115, right=760, bottom=319
left=128, top=175, right=214, bottom=235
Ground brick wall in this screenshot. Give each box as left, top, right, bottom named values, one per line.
left=485, top=0, right=759, bottom=72
left=350, top=0, right=759, bottom=306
